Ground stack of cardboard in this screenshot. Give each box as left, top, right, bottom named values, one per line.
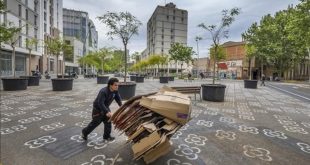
left=110, top=86, right=191, bottom=164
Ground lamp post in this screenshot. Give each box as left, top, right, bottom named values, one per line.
left=195, top=36, right=202, bottom=78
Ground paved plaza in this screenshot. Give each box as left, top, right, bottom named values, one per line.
left=1, top=78, right=310, bottom=165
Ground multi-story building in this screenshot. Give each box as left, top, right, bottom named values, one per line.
left=64, top=36, right=83, bottom=74
left=209, top=41, right=256, bottom=79
left=145, top=2, right=188, bottom=73
left=63, top=8, right=98, bottom=55
left=0, top=0, right=63, bottom=77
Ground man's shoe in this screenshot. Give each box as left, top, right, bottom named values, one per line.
left=104, top=136, right=115, bottom=141
left=81, top=132, right=87, bottom=140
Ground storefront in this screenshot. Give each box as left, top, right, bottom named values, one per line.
left=0, top=50, right=26, bottom=77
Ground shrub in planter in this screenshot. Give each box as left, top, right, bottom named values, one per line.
left=118, top=82, right=136, bottom=100
left=51, top=78, right=74, bottom=91
left=201, top=84, right=226, bottom=102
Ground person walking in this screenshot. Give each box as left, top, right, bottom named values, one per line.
left=261, top=74, right=266, bottom=86
left=82, top=78, right=122, bottom=141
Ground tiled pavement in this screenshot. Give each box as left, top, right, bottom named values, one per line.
left=0, top=78, right=309, bottom=165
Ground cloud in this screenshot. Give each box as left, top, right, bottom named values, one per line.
left=63, top=0, right=299, bottom=57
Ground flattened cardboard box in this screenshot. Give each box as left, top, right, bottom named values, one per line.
left=140, top=91, right=191, bottom=125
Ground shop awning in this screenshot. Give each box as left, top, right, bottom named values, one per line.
left=217, top=63, right=228, bottom=69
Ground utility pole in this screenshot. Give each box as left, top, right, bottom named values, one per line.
left=195, top=36, right=202, bottom=78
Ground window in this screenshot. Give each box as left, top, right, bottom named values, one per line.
left=171, top=35, right=174, bottom=40
left=171, top=29, right=174, bottom=33
left=19, top=36, right=22, bottom=47
left=34, top=0, right=38, bottom=12
left=173, top=16, right=175, bottom=21
left=25, top=9, right=28, bottom=20
left=44, top=23, right=47, bottom=32
left=161, top=41, right=164, bottom=45
left=18, top=5, right=22, bottom=16
left=181, top=17, right=184, bottom=22
left=44, top=1, right=46, bottom=10
left=19, top=20, right=22, bottom=27
left=167, top=15, right=169, bottom=20
left=26, top=24, right=29, bottom=35
left=44, top=12, right=46, bottom=21
left=162, top=35, right=164, bottom=39
left=34, top=15, right=37, bottom=25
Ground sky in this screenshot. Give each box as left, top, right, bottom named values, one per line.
left=63, top=0, right=300, bottom=57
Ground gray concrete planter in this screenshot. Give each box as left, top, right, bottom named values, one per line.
left=20, top=76, right=40, bottom=86
left=201, top=84, right=226, bottom=102
left=118, top=82, right=136, bottom=100
left=159, top=76, right=169, bottom=83
left=135, top=76, right=144, bottom=83
left=51, top=78, right=74, bottom=91
left=1, top=78, right=28, bottom=91
left=97, top=76, right=109, bottom=84
left=244, top=80, right=258, bottom=89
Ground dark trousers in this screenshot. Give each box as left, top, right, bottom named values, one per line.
left=82, top=108, right=111, bottom=139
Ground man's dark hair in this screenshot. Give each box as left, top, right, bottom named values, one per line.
left=107, top=78, right=119, bottom=87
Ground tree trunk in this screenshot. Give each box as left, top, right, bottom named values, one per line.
left=124, top=44, right=127, bottom=82
left=56, top=55, right=58, bottom=76
left=62, top=59, right=64, bottom=78
left=249, top=58, right=252, bottom=80
left=261, top=58, right=263, bottom=79
left=29, top=50, right=32, bottom=76
left=12, top=46, right=16, bottom=77
left=213, top=46, right=217, bottom=84
left=181, top=63, right=183, bottom=78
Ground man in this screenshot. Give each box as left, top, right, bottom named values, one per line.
left=261, top=74, right=266, bottom=86
left=82, top=78, right=122, bottom=141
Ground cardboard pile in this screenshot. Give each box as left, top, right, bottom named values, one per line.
left=110, top=86, right=191, bottom=164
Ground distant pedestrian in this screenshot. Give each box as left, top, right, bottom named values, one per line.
left=261, top=74, right=266, bottom=86
left=82, top=78, right=122, bottom=141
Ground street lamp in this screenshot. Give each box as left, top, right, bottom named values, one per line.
left=195, top=36, right=202, bottom=78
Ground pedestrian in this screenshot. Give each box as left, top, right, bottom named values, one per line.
left=261, top=74, right=266, bottom=86
left=82, top=78, right=122, bottom=141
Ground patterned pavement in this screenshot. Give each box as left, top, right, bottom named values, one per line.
left=0, top=78, right=309, bottom=165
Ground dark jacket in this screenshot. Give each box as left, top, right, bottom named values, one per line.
left=93, top=87, right=122, bottom=115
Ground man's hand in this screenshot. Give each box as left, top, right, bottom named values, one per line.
left=106, top=112, right=112, bottom=118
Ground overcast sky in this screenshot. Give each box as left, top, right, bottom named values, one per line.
left=63, top=0, right=299, bottom=57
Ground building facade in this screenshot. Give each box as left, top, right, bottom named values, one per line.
left=145, top=2, right=188, bottom=73
left=0, top=0, right=63, bottom=77
left=64, top=36, right=83, bottom=74
left=63, top=8, right=98, bottom=55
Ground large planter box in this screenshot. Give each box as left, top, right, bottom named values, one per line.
left=20, top=76, right=40, bottom=86
left=97, top=76, right=109, bottom=84
left=118, top=82, right=136, bottom=100
left=201, top=84, right=226, bottom=102
left=130, top=76, right=136, bottom=81
left=57, top=75, right=71, bottom=78
left=51, top=78, right=74, bottom=91
left=244, top=80, right=258, bottom=89
left=159, top=76, right=169, bottom=83
left=135, top=76, right=144, bottom=83
left=1, top=78, right=28, bottom=91
left=168, top=76, right=174, bottom=81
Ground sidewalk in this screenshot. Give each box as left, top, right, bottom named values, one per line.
left=1, top=79, right=309, bottom=165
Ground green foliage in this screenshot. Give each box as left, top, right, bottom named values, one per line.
left=242, top=0, right=309, bottom=78
left=169, top=42, right=194, bottom=65
left=210, top=45, right=226, bottom=61
left=97, top=11, right=142, bottom=82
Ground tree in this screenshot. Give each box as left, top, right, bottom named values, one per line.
left=25, top=38, right=38, bottom=76
left=198, top=7, right=240, bottom=84
left=131, top=51, right=141, bottom=64
left=169, top=42, right=194, bottom=78
left=97, top=11, right=142, bottom=82
left=147, top=55, right=162, bottom=77
left=46, top=37, right=71, bottom=78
